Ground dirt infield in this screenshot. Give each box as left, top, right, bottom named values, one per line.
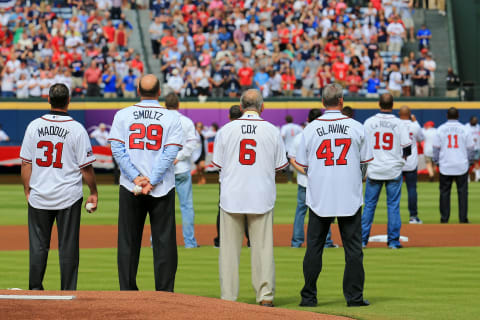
left=0, top=224, right=479, bottom=250
left=0, top=290, right=351, bottom=320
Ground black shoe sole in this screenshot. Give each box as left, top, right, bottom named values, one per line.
left=347, top=300, right=370, bottom=307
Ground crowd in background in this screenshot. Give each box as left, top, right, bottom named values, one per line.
left=0, top=0, right=453, bottom=99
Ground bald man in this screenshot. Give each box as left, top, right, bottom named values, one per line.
left=108, top=74, right=184, bottom=291
left=399, top=106, right=424, bottom=224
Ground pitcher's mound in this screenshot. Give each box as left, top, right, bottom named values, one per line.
left=0, top=290, right=352, bottom=319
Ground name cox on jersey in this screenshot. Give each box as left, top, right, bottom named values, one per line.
left=316, top=123, right=350, bottom=137
left=133, top=110, right=164, bottom=121
left=241, top=124, right=257, bottom=134
left=37, top=126, right=70, bottom=139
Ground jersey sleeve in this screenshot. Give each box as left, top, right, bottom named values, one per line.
left=19, top=123, right=35, bottom=163
left=432, top=129, right=441, bottom=148
left=399, top=122, right=412, bottom=148
left=176, top=119, right=198, bottom=161
left=294, top=132, right=308, bottom=168
left=212, top=129, right=223, bottom=168
left=76, top=127, right=96, bottom=168
left=360, top=126, right=374, bottom=163
left=108, top=112, right=126, bottom=144
left=275, top=131, right=288, bottom=171
left=466, top=129, right=476, bottom=149
left=164, top=115, right=183, bottom=148
left=414, top=122, right=425, bottom=142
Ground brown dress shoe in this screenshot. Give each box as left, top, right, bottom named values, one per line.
left=259, top=300, right=274, bottom=307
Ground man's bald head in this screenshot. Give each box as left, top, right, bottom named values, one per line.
left=138, top=74, right=160, bottom=99
left=399, top=105, right=411, bottom=120
left=240, top=89, right=264, bottom=113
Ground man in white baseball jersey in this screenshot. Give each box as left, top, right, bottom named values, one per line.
left=422, top=121, right=437, bottom=181
left=296, top=84, right=372, bottom=307
left=464, top=116, right=480, bottom=182
left=108, top=75, right=183, bottom=291
left=280, top=115, right=303, bottom=182
left=433, top=107, right=475, bottom=223
left=289, top=108, right=337, bottom=249
left=165, top=92, right=199, bottom=248
left=399, top=106, right=425, bottom=224
left=213, top=89, right=287, bottom=307
left=362, top=93, right=411, bottom=249
left=20, top=83, right=98, bottom=290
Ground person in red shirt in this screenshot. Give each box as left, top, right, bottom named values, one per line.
left=332, top=57, right=349, bottom=86
left=84, top=61, right=102, bottom=97
left=130, top=54, right=144, bottom=75
left=161, top=29, right=178, bottom=48
left=316, top=65, right=332, bottom=96
left=115, top=22, right=128, bottom=51
left=238, top=60, right=254, bottom=90
left=282, top=67, right=296, bottom=97
left=324, top=42, right=337, bottom=63
left=278, top=22, right=290, bottom=51
left=103, top=20, right=116, bottom=44
left=345, top=70, right=363, bottom=97
left=182, top=0, right=197, bottom=22
left=51, top=34, right=65, bottom=52
left=52, top=46, right=73, bottom=67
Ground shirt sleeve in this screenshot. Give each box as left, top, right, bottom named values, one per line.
left=432, top=130, right=441, bottom=148
left=212, top=129, right=223, bottom=168
left=275, top=131, right=288, bottom=171
left=294, top=132, right=308, bottom=168
left=76, top=127, right=96, bottom=168
left=399, top=122, right=412, bottom=148
left=108, top=112, right=126, bottom=144
left=414, top=121, right=425, bottom=142
left=360, top=126, right=374, bottom=163
left=176, top=119, right=198, bottom=161
left=164, top=115, right=184, bottom=148
left=19, top=123, right=35, bottom=163
left=466, top=130, right=476, bottom=149
left=149, top=145, right=181, bottom=185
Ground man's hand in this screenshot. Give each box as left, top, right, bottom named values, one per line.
left=411, top=114, right=417, bottom=122
left=25, top=188, right=30, bottom=202
left=86, top=193, right=98, bottom=213
left=133, top=176, right=150, bottom=186
left=142, top=183, right=153, bottom=195
left=173, top=159, right=179, bottom=165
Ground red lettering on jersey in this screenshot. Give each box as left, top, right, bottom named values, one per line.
left=239, top=139, right=256, bottom=165
left=36, top=141, right=64, bottom=168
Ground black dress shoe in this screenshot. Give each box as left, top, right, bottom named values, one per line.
left=347, top=300, right=370, bottom=307
left=299, top=300, right=317, bottom=307
left=460, top=219, right=470, bottom=224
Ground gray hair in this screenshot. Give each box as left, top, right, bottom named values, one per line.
left=322, top=83, right=344, bottom=107
left=240, top=89, right=263, bottom=112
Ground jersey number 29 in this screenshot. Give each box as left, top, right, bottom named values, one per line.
left=129, top=124, right=163, bottom=150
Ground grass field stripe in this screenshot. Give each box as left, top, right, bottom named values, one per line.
left=0, top=294, right=75, bottom=300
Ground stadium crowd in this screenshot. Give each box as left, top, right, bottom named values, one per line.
left=0, top=0, right=446, bottom=99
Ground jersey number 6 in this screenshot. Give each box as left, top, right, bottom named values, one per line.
left=129, top=123, right=163, bottom=151
left=239, top=139, right=257, bottom=165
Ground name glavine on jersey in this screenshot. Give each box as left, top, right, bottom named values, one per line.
left=133, top=110, right=164, bottom=121
left=37, top=126, right=70, bottom=139
left=316, top=124, right=350, bottom=137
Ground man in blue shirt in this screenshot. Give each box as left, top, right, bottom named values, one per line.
left=416, top=24, right=432, bottom=50
left=253, top=68, right=270, bottom=92
left=122, top=69, right=137, bottom=98
left=366, top=71, right=380, bottom=98
left=102, top=68, right=118, bottom=98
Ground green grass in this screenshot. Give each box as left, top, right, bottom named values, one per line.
left=0, top=247, right=479, bottom=320
left=1, top=182, right=479, bottom=225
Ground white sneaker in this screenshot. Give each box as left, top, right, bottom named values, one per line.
left=409, top=217, right=423, bottom=224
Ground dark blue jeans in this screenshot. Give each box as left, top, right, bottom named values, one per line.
left=402, top=169, right=418, bottom=218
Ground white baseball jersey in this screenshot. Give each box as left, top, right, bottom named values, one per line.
left=433, top=120, right=475, bottom=175
left=401, top=120, right=424, bottom=172
left=422, top=127, right=437, bottom=157
left=172, top=111, right=198, bottom=175
left=464, top=123, right=480, bottom=151
left=288, top=134, right=307, bottom=188
left=20, top=112, right=96, bottom=210
left=280, top=122, right=303, bottom=155
left=296, top=110, right=373, bottom=217
left=364, top=112, right=411, bottom=180
left=212, top=112, right=288, bottom=214
left=108, top=100, right=183, bottom=197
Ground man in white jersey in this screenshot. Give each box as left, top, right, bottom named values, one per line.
left=362, top=93, right=411, bottom=249
left=464, top=116, right=480, bottom=181
left=399, top=106, right=425, bottom=224
left=433, top=107, right=475, bottom=223
left=108, top=75, right=183, bottom=291
left=296, top=84, right=372, bottom=307
left=20, top=84, right=98, bottom=290
left=289, top=108, right=337, bottom=249
left=422, top=121, right=437, bottom=181
left=165, top=92, right=199, bottom=248
left=212, top=89, right=287, bottom=307
left=280, top=115, right=303, bottom=182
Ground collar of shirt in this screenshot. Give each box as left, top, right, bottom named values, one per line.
left=135, top=100, right=165, bottom=108
left=241, top=111, right=261, bottom=119
left=50, top=110, right=69, bottom=116
left=321, top=110, right=348, bottom=120
left=376, top=111, right=395, bottom=118
left=447, top=120, right=459, bottom=124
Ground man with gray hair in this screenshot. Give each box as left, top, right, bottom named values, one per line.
left=212, top=89, right=288, bottom=307
left=297, top=83, right=371, bottom=307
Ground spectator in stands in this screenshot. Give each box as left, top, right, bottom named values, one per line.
left=84, top=61, right=102, bottom=97
left=167, top=68, right=184, bottom=96
left=115, top=22, right=128, bottom=52
left=366, top=71, right=381, bottom=98
left=102, top=67, right=118, bottom=98
left=445, top=67, right=460, bottom=98
left=413, top=61, right=430, bottom=97
left=282, top=67, right=296, bottom=97
left=253, top=67, right=269, bottom=97
left=387, top=15, right=406, bottom=53
left=122, top=69, right=137, bottom=98
left=194, top=65, right=211, bottom=100
left=16, top=73, right=29, bottom=98
left=130, top=53, right=144, bottom=75
left=400, top=57, right=414, bottom=96
left=210, top=64, right=224, bottom=98
left=70, top=53, right=85, bottom=93
left=424, top=53, right=437, bottom=96
left=90, top=123, right=109, bottom=146
left=0, top=67, right=15, bottom=97
left=387, top=64, right=403, bottom=97
left=238, top=60, right=254, bottom=91
left=292, top=53, right=306, bottom=92
left=28, top=72, right=41, bottom=98
left=346, top=70, right=363, bottom=97
left=416, top=24, right=432, bottom=50
left=399, top=0, right=415, bottom=42
left=224, top=73, right=241, bottom=98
